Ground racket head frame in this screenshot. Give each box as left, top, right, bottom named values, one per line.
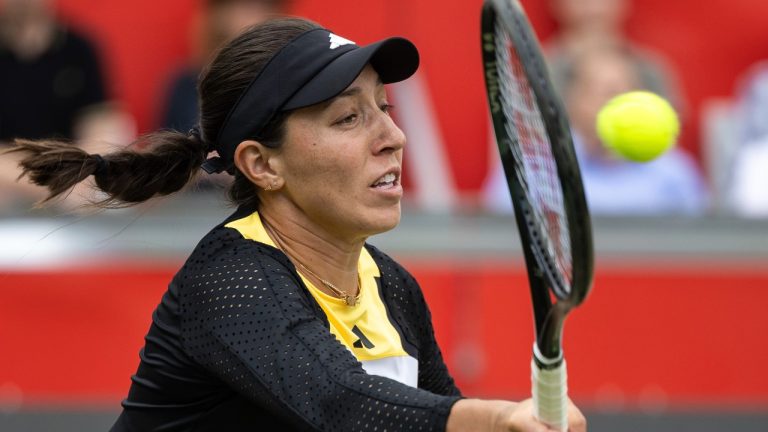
left=480, top=0, right=594, bottom=361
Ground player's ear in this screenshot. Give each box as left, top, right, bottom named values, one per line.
left=233, top=140, right=284, bottom=190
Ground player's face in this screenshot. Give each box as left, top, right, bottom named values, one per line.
left=274, top=65, right=405, bottom=243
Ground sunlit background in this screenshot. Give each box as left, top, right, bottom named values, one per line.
left=1, top=0, right=767, bottom=431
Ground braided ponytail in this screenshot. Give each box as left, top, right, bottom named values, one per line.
left=6, top=130, right=208, bottom=207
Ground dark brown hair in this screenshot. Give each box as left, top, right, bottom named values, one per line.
left=6, top=17, right=318, bottom=208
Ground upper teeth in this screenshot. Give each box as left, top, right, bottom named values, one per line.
left=376, top=173, right=396, bottom=185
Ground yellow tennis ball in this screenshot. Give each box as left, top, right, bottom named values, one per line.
left=596, top=91, right=680, bottom=162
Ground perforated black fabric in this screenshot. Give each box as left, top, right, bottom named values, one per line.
left=367, top=247, right=461, bottom=397
left=111, top=214, right=462, bottom=432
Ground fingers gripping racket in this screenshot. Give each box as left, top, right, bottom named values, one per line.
left=480, top=0, right=594, bottom=430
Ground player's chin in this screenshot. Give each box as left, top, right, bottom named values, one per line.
left=363, top=203, right=402, bottom=235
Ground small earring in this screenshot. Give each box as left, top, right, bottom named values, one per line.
left=265, top=183, right=273, bottom=191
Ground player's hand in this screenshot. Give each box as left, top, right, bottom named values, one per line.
left=447, top=398, right=586, bottom=432
left=564, top=399, right=587, bottom=432
left=496, top=398, right=586, bottom=432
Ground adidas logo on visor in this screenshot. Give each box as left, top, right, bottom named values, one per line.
left=329, top=33, right=355, bottom=49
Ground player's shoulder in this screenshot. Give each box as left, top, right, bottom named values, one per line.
left=185, top=206, right=279, bottom=261
left=365, top=243, right=412, bottom=280
left=176, top=223, right=295, bottom=292
left=365, top=243, right=423, bottom=301
left=173, top=223, right=321, bottom=325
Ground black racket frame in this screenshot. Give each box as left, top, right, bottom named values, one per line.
left=480, top=0, right=594, bottom=363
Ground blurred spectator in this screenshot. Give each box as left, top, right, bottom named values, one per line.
left=483, top=44, right=709, bottom=216
left=727, top=61, right=768, bottom=217
left=0, top=0, right=105, bottom=142
left=0, top=0, right=134, bottom=212
left=545, top=0, right=683, bottom=109
left=159, top=0, right=286, bottom=132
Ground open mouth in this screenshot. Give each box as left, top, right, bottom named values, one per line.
left=371, top=172, right=399, bottom=189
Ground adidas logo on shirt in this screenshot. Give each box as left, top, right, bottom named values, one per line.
left=351, top=325, right=375, bottom=349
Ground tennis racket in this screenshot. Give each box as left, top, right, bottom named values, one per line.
left=480, top=0, right=594, bottom=430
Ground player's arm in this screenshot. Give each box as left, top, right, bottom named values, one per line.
left=397, top=262, right=462, bottom=396
left=366, top=245, right=461, bottom=397
left=413, top=287, right=462, bottom=397
left=180, top=241, right=460, bottom=431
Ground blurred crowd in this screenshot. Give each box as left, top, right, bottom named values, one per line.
left=483, top=0, right=708, bottom=216
left=484, top=0, right=765, bottom=218
left=0, top=0, right=134, bottom=211
left=0, top=0, right=765, bottom=218
left=0, top=0, right=285, bottom=215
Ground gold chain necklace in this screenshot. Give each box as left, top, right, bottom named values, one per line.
left=292, top=259, right=360, bottom=307
left=265, top=220, right=360, bottom=307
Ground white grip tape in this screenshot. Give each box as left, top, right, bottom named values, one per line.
left=531, top=357, right=568, bottom=431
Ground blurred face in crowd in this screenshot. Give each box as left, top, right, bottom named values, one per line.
left=566, top=47, right=640, bottom=156
left=0, top=0, right=56, bottom=56
left=550, top=0, right=628, bottom=33
left=0, top=0, right=53, bottom=19
left=206, top=0, right=282, bottom=52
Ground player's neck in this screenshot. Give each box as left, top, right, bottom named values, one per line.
left=259, top=209, right=362, bottom=297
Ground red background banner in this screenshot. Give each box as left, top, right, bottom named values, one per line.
left=2, top=260, right=767, bottom=409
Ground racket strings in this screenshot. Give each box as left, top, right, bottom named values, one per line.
left=494, top=22, right=573, bottom=293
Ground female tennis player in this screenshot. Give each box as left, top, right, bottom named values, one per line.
left=10, top=17, right=585, bottom=432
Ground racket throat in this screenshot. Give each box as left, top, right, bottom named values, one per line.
left=533, top=341, right=564, bottom=370
left=534, top=304, right=567, bottom=364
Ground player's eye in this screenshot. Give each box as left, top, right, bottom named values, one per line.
left=334, top=113, right=358, bottom=126
left=380, top=103, right=394, bottom=114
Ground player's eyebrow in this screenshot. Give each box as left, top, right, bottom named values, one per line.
left=335, top=86, right=362, bottom=99
left=323, top=78, right=385, bottom=107
left=337, top=78, right=384, bottom=98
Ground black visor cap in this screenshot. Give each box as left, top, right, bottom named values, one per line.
left=207, top=29, right=420, bottom=175
left=282, top=37, right=419, bottom=111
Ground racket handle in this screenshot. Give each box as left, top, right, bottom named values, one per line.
left=531, top=348, right=568, bottom=431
